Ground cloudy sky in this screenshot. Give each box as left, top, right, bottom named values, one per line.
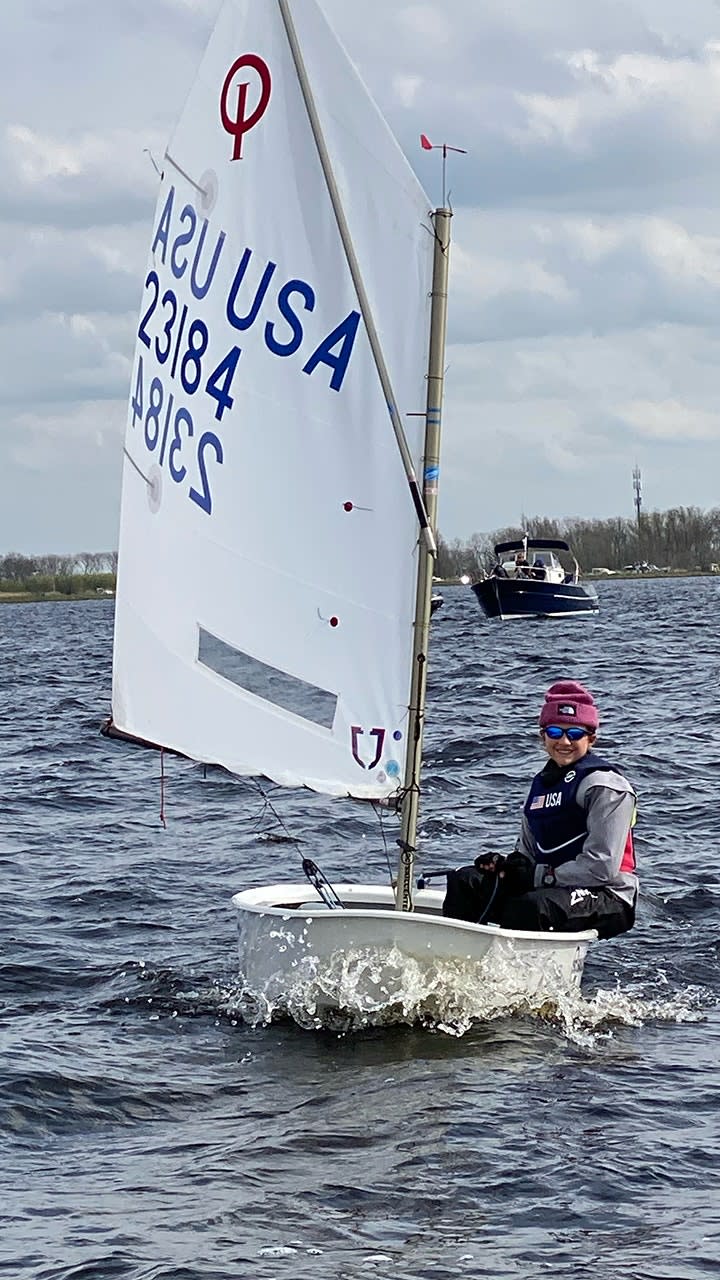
left=2, top=0, right=720, bottom=554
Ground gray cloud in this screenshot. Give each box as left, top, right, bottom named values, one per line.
left=0, top=226, right=142, bottom=322
left=0, top=312, right=131, bottom=407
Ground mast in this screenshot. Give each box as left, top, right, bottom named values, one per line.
left=394, top=207, right=452, bottom=912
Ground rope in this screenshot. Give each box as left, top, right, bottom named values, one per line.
left=371, top=800, right=396, bottom=881
left=159, top=748, right=167, bottom=829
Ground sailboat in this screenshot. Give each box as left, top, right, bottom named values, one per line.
left=109, top=0, right=596, bottom=1026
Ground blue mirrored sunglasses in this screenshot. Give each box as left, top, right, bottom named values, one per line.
left=542, top=725, right=591, bottom=741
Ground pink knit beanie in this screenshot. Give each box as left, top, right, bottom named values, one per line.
left=539, top=680, right=599, bottom=731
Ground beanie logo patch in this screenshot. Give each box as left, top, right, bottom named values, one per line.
left=557, top=704, right=576, bottom=716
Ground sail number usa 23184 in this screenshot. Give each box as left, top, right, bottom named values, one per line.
left=128, top=180, right=362, bottom=518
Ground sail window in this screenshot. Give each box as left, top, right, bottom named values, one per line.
left=197, top=627, right=337, bottom=729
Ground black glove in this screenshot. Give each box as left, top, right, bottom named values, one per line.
left=474, top=852, right=506, bottom=874
left=501, top=850, right=534, bottom=896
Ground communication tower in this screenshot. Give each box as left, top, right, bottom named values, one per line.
left=632, top=464, right=642, bottom=527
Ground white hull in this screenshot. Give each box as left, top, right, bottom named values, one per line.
left=231, top=882, right=596, bottom=1028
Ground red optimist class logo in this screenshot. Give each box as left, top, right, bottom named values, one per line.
left=220, top=54, right=272, bottom=160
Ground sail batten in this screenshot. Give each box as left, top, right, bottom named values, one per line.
left=111, top=0, right=434, bottom=799
left=277, top=0, right=434, bottom=550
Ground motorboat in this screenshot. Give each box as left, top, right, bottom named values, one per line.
left=471, top=536, right=599, bottom=620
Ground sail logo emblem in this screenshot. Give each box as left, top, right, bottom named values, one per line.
left=351, top=726, right=386, bottom=770
left=220, top=54, right=272, bottom=160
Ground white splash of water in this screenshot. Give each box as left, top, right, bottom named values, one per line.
left=212, top=939, right=712, bottom=1044
left=548, top=978, right=711, bottom=1048
left=143, top=947, right=713, bottom=1046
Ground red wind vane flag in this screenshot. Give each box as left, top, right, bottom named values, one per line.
left=420, top=133, right=433, bottom=150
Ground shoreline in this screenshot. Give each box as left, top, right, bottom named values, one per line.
left=2, top=569, right=718, bottom=605
left=0, top=591, right=116, bottom=605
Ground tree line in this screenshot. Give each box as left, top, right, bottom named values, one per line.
left=3, top=506, right=719, bottom=591
left=0, top=551, right=117, bottom=595
left=436, top=507, right=720, bottom=578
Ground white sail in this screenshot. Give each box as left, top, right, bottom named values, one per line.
left=112, top=0, right=434, bottom=797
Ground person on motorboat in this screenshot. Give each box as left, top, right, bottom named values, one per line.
left=513, top=551, right=530, bottom=577
left=529, top=555, right=547, bottom=580
left=442, top=680, right=638, bottom=939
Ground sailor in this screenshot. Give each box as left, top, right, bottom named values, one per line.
left=442, top=680, right=638, bottom=938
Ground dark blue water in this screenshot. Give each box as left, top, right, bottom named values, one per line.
left=2, top=579, right=719, bottom=1279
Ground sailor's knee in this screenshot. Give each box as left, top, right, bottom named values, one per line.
left=442, top=865, right=481, bottom=920
left=498, top=891, right=541, bottom=931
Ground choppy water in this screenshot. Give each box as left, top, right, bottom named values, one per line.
left=2, top=579, right=720, bottom=1279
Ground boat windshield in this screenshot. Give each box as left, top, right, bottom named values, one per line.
left=496, top=549, right=569, bottom=582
